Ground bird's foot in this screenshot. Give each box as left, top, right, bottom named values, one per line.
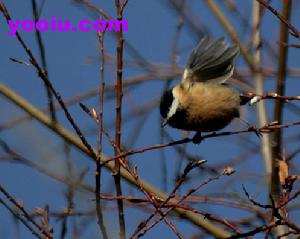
left=249, top=125, right=262, bottom=138
left=239, top=118, right=262, bottom=138
left=192, top=132, right=202, bottom=144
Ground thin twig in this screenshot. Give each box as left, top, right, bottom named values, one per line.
left=95, top=29, right=109, bottom=239
left=271, top=1, right=292, bottom=237
left=132, top=167, right=185, bottom=239
left=31, top=0, right=56, bottom=122
left=271, top=0, right=291, bottom=194
left=255, top=0, right=300, bottom=39
left=242, top=185, right=272, bottom=209
left=242, top=92, right=300, bottom=102
left=113, top=1, right=129, bottom=238
left=74, top=0, right=111, bottom=19
left=104, top=120, right=300, bottom=164
left=227, top=221, right=280, bottom=239
left=0, top=197, right=44, bottom=239
left=136, top=169, right=232, bottom=238
left=0, top=184, right=53, bottom=239
left=130, top=160, right=206, bottom=238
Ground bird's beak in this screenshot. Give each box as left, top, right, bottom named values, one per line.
left=161, top=119, right=168, bottom=128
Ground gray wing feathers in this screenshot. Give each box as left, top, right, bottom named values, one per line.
left=186, top=37, right=239, bottom=82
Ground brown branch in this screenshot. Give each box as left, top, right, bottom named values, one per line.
left=241, top=92, right=300, bottom=102
left=0, top=197, right=44, bottom=239
left=227, top=220, right=281, bottom=239
left=136, top=168, right=233, bottom=238
left=255, top=0, right=300, bottom=39
left=271, top=0, right=291, bottom=194
left=173, top=205, right=242, bottom=235
left=104, top=121, right=300, bottom=164
left=113, top=1, right=128, bottom=238
left=279, top=42, right=300, bottom=49
left=271, top=1, right=292, bottom=237
left=95, top=29, right=109, bottom=239
left=31, top=0, right=56, bottom=122
left=74, top=0, right=111, bottom=19
left=130, top=160, right=206, bottom=238
left=132, top=167, right=185, bottom=239
left=0, top=184, right=53, bottom=239
left=242, top=185, right=272, bottom=209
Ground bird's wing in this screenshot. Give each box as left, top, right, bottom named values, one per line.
left=183, top=37, right=239, bottom=84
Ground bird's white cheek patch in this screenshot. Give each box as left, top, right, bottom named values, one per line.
left=183, top=69, right=189, bottom=80
left=167, top=97, right=179, bottom=120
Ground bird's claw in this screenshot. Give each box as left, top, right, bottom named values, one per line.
left=249, top=126, right=262, bottom=138
left=192, top=132, right=202, bottom=144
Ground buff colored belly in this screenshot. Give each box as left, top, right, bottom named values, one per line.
left=171, top=83, right=240, bottom=132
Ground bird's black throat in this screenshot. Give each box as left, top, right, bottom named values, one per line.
left=160, top=89, right=188, bottom=129
left=160, top=89, right=173, bottom=119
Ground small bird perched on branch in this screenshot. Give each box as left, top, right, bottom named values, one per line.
left=160, top=37, right=247, bottom=143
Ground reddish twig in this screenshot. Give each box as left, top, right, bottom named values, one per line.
left=0, top=184, right=53, bottom=239
left=242, top=92, right=300, bottom=102
left=95, top=29, right=109, bottom=239
left=104, top=121, right=300, bottom=164
left=227, top=220, right=281, bottom=239
left=242, top=185, right=271, bottom=209
left=0, top=197, right=44, bottom=239
left=132, top=166, right=185, bottom=239
left=134, top=168, right=234, bottom=238
left=74, top=0, right=111, bottom=19
left=255, top=0, right=300, bottom=39
left=271, top=1, right=292, bottom=237
left=113, top=1, right=129, bottom=238
left=242, top=185, right=300, bottom=235
left=31, top=0, right=56, bottom=122
left=173, top=204, right=242, bottom=235
left=130, top=160, right=206, bottom=238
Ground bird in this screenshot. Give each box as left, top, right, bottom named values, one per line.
left=159, top=37, right=246, bottom=143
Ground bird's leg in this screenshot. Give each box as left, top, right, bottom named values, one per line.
left=192, top=131, right=202, bottom=144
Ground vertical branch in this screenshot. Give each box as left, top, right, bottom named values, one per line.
left=95, top=29, right=109, bottom=239
left=114, top=1, right=128, bottom=238
left=31, top=0, right=56, bottom=122
left=272, top=0, right=291, bottom=192
left=271, top=1, right=292, bottom=238
left=251, top=0, right=272, bottom=180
